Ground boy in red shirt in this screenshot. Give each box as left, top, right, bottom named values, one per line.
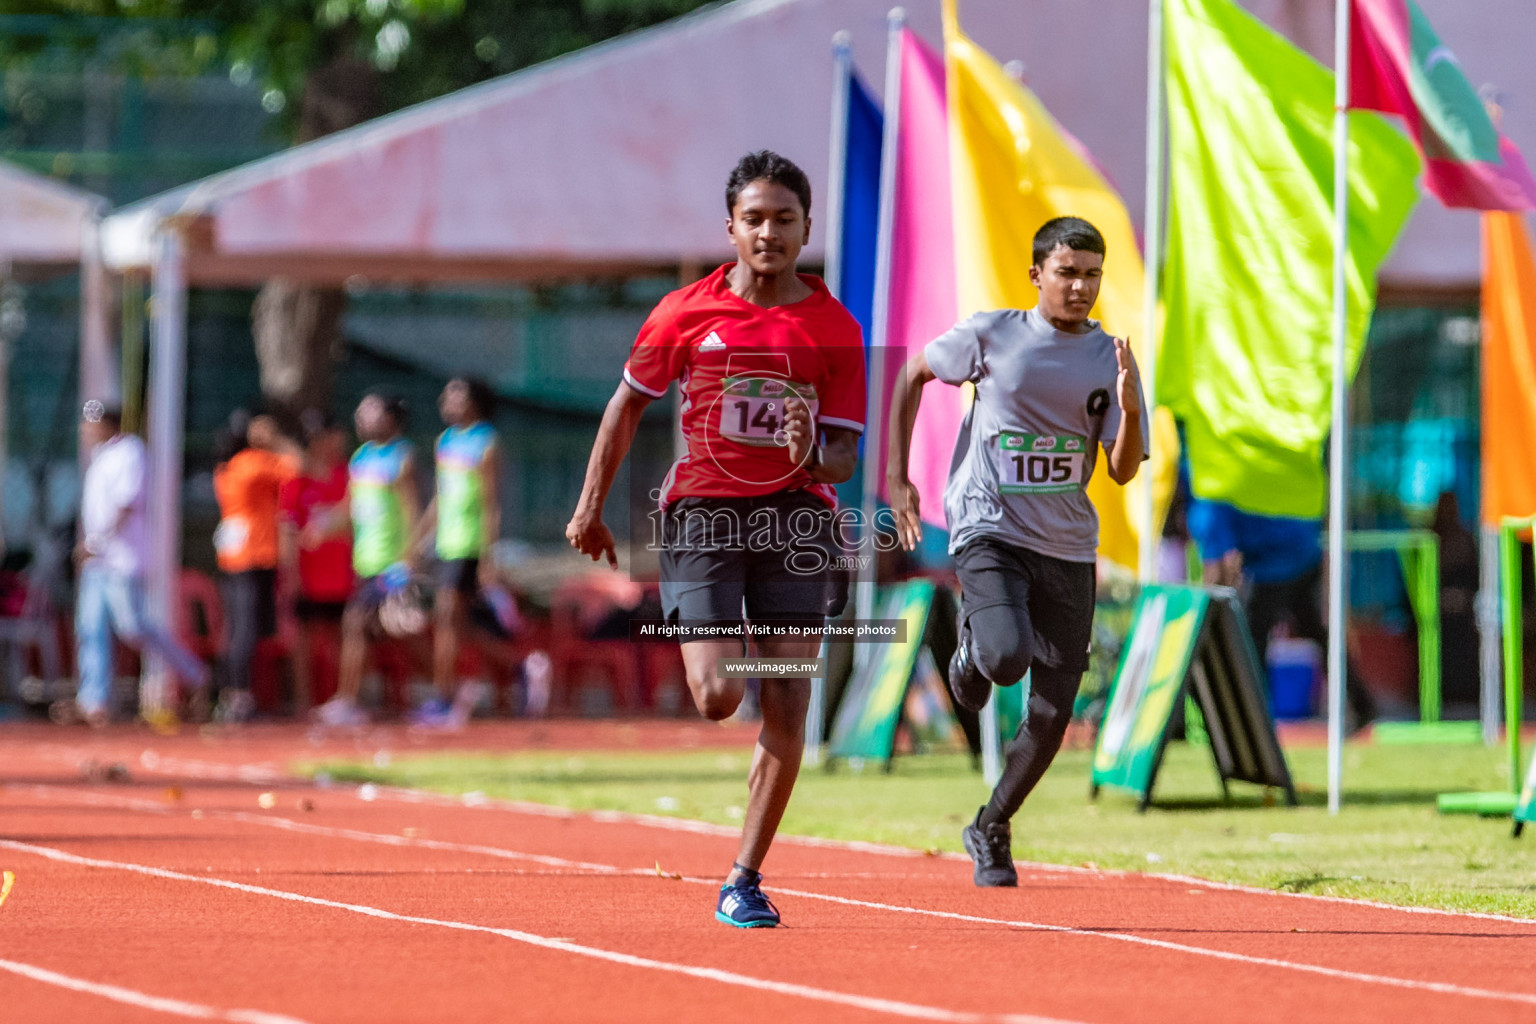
left=567, top=151, right=865, bottom=928
left=278, top=412, right=354, bottom=711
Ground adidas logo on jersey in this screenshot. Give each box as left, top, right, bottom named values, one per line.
left=699, top=331, right=727, bottom=352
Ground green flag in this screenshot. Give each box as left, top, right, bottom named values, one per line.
left=1161, top=0, right=1421, bottom=517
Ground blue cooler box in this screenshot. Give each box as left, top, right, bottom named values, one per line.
left=1266, top=638, right=1321, bottom=720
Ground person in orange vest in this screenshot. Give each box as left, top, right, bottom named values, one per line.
left=211, top=411, right=301, bottom=723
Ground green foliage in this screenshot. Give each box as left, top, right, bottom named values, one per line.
left=0, top=0, right=719, bottom=132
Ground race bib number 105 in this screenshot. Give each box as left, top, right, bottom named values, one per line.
left=994, top=432, right=1088, bottom=495
left=718, top=377, right=819, bottom=448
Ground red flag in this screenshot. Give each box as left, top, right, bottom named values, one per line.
left=1350, top=0, right=1536, bottom=211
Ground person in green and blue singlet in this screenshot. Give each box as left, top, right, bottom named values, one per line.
left=409, top=378, right=501, bottom=730
left=310, top=391, right=420, bottom=728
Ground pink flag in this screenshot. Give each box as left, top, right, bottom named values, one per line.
left=885, top=29, right=963, bottom=528
left=1350, top=0, right=1536, bottom=211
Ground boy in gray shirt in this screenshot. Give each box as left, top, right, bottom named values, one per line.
left=886, top=217, right=1146, bottom=886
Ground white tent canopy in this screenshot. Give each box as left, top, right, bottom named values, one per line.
left=0, top=158, right=113, bottom=435
left=98, top=0, right=1530, bottom=289
left=0, top=159, right=107, bottom=267
left=0, top=159, right=111, bottom=572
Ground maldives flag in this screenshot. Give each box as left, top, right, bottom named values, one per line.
left=1350, top=0, right=1536, bottom=211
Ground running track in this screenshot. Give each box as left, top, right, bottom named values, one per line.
left=3, top=721, right=1536, bottom=1023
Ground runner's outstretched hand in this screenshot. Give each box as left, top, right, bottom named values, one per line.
left=890, top=478, right=923, bottom=552
left=566, top=509, right=618, bottom=568
left=1114, top=337, right=1142, bottom=415
left=783, top=395, right=815, bottom=469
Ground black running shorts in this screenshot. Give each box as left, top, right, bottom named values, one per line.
left=436, top=557, right=480, bottom=596
left=658, top=491, right=850, bottom=638
left=953, top=537, right=1096, bottom=675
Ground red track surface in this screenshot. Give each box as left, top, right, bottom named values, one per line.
left=3, top=720, right=1536, bottom=1023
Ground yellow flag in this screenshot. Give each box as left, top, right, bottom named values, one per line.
left=942, top=0, right=1174, bottom=572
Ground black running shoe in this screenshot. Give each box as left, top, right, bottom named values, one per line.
left=947, top=622, right=990, bottom=712
left=962, top=809, right=1018, bottom=887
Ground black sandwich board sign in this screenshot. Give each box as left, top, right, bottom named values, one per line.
left=1091, top=584, right=1296, bottom=810
left=827, top=580, right=967, bottom=767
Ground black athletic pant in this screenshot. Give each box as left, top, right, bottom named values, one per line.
left=954, top=540, right=1096, bottom=830
left=220, top=568, right=276, bottom=694
left=1246, top=563, right=1377, bottom=726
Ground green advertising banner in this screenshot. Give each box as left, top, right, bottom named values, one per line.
left=1092, top=586, right=1211, bottom=799
left=994, top=680, right=1026, bottom=744
left=1513, top=751, right=1536, bottom=836
left=828, top=580, right=939, bottom=764
left=1091, top=584, right=1295, bottom=809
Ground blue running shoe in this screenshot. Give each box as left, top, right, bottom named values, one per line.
left=715, top=870, right=780, bottom=928
left=408, top=696, right=453, bottom=728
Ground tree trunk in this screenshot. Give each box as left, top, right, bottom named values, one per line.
left=250, top=51, right=382, bottom=422
left=251, top=281, right=347, bottom=419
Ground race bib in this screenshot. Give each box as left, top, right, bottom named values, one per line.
left=994, top=432, right=1089, bottom=495
left=212, top=516, right=250, bottom=555
left=718, top=376, right=819, bottom=448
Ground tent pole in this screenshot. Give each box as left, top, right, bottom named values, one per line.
left=0, top=262, right=10, bottom=557
left=143, top=226, right=188, bottom=716
left=855, top=8, right=905, bottom=664
left=1138, top=0, right=1166, bottom=583
left=79, top=212, right=117, bottom=412
left=1326, top=0, right=1353, bottom=816
left=806, top=31, right=856, bottom=768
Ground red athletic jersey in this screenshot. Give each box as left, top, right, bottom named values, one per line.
left=278, top=463, right=354, bottom=603
left=623, top=266, right=866, bottom=507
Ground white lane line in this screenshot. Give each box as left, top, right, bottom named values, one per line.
left=84, top=745, right=1536, bottom=927
left=3, top=784, right=645, bottom=877
left=0, top=839, right=1075, bottom=1024
left=769, top=887, right=1536, bottom=1009
left=0, top=957, right=312, bottom=1024
left=112, top=748, right=942, bottom=859
left=12, top=782, right=1536, bottom=1007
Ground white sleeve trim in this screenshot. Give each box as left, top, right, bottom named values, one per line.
left=819, top=416, right=865, bottom=435
left=622, top=368, right=668, bottom=399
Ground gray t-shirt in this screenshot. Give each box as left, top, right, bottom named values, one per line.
left=923, top=308, right=1148, bottom=562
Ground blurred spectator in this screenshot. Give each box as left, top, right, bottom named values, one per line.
left=311, top=391, right=420, bottom=727
left=1187, top=496, right=1377, bottom=730
left=75, top=399, right=209, bottom=725
left=1431, top=491, right=1480, bottom=707
left=278, top=410, right=354, bottom=713
left=408, top=378, right=500, bottom=730
left=211, top=411, right=301, bottom=722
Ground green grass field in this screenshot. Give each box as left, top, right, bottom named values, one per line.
left=310, top=737, right=1536, bottom=918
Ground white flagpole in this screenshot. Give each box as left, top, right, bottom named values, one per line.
left=825, top=32, right=853, bottom=302
left=1479, top=524, right=1502, bottom=745
left=808, top=31, right=855, bottom=767
left=855, top=7, right=905, bottom=662
left=1139, top=0, right=1166, bottom=584
left=1326, top=0, right=1354, bottom=816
